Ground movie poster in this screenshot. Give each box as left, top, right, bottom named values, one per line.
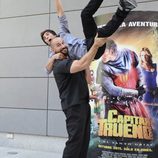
left=88, top=11, right=158, bottom=158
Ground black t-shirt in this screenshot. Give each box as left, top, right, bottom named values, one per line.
left=53, top=59, right=89, bottom=110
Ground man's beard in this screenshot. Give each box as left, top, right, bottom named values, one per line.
left=61, top=47, right=68, bottom=56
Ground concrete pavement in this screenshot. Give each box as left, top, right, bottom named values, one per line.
left=0, top=146, right=62, bottom=158
left=0, top=133, right=67, bottom=158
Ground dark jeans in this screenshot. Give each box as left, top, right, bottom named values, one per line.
left=81, top=0, right=129, bottom=59
left=63, top=103, right=91, bottom=158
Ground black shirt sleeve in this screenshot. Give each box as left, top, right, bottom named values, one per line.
left=54, top=59, right=73, bottom=73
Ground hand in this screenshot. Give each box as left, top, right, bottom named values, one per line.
left=94, top=33, right=107, bottom=48
left=152, top=87, right=158, bottom=96
left=137, top=85, right=146, bottom=97
left=89, top=95, right=98, bottom=100
left=45, top=53, right=65, bottom=73
left=53, top=53, right=65, bottom=60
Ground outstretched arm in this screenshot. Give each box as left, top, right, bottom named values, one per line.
left=55, top=0, right=64, bottom=17
left=55, top=0, right=70, bottom=34
left=70, top=37, right=107, bottom=73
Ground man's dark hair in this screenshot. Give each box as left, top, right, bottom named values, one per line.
left=40, top=29, right=57, bottom=45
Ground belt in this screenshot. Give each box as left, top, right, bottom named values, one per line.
left=106, top=96, right=133, bottom=101
left=104, top=96, right=134, bottom=106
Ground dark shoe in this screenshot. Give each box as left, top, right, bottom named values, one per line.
left=119, top=0, right=137, bottom=11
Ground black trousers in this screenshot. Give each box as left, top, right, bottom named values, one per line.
left=81, top=0, right=129, bottom=59
left=63, top=103, right=91, bottom=158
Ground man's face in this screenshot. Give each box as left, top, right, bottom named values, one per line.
left=50, top=37, right=68, bottom=56
left=102, top=49, right=116, bottom=63
left=43, top=32, right=56, bottom=46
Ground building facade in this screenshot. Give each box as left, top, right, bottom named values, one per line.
left=0, top=0, right=157, bottom=137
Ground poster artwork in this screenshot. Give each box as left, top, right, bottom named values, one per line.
left=88, top=11, right=158, bottom=158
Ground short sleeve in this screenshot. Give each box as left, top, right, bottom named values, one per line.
left=54, top=59, right=73, bottom=74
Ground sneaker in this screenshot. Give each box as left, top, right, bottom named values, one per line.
left=119, top=0, right=137, bottom=11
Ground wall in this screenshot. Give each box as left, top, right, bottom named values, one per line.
left=0, top=0, right=157, bottom=137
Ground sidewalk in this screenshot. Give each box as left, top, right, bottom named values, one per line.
left=0, top=146, right=62, bottom=158
left=0, top=133, right=67, bottom=158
